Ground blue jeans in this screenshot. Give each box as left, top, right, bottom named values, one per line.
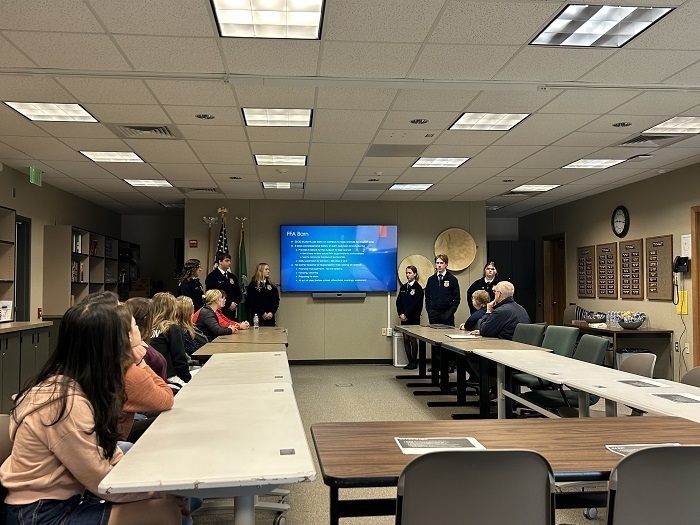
left=5, top=494, right=111, bottom=525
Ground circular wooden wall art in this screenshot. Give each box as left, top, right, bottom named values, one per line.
left=434, top=228, right=476, bottom=272
left=397, top=254, right=435, bottom=289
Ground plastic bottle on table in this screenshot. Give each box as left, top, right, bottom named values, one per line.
left=253, top=313, right=259, bottom=330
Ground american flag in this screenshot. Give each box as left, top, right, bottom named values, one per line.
left=216, top=219, right=229, bottom=256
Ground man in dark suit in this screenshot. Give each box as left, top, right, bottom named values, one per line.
left=205, top=252, right=242, bottom=320
left=474, top=281, right=530, bottom=340
left=424, top=253, right=460, bottom=326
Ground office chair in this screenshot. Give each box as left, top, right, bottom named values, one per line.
left=607, top=445, right=700, bottom=524
left=680, top=366, right=700, bottom=387
left=562, top=304, right=577, bottom=325
left=512, top=323, right=546, bottom=347
left=520, top=334, right=608, bottom=413
left=396, top=449, right=555, bottom=525
left=512, top=325, right=579, bottom=391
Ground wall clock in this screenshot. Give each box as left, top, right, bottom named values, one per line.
left=611, top=206, right=630, bottom=238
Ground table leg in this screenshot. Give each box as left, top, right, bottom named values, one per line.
left=396, top=338, right=431, bottom=382
left=605, top=399, right=617, bottom=417
left=330, top=487, right=340, bottom=525
left=233, top=495, right=255, bottom=525
left=578, top=391, right=590, bottom=417
left=497, top=363, right=505, bottom=419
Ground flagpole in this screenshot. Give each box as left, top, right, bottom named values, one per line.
left=201, top=215, right=218, bottom=271
left=235, top=216, right=248, bottom=322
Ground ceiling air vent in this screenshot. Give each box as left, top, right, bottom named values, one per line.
left=109, top=124, right=182, bottom=139
left=180, top=187, right=221, bottom=194
left=616, top=134, right=686, bottom=147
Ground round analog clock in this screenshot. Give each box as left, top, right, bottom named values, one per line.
left=611, top=206, right=630, bottom=238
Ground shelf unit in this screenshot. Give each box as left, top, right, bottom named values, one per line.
left=43, top=225, right=140, bottom=316
left=0, top=206, right=16, bottom=323
left=118, top=240, right=140, bottom=301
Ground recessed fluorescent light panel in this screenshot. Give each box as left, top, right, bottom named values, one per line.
left=5, top=102, right=97, bottom=122
left=255, top=155, right=307, bottom=166
left=242, top=108, right=312, bottom=127
left=80, top=151, right=144, bottom=163
left=563, top=159, right=626, bottom=169
left=643, top=117, right=700, bottom=134
left=511, top=185, right=560, bottom=192
left=412, top=158, right=469, bottom=168
left=531, top=4, right=674, bottom=48
left=486, top=205, right=504, bottom=211
left=389, top=184, right=433, bottom=191
left=450, top=113, right=529, bottom=131
left=262, top=182, right=304, bottom=189
left=124, top=179, right=172, bottom=187
left=211, top=0, right=325, bottom=39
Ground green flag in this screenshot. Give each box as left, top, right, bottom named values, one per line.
left=238, top=227, right=249, bottom=322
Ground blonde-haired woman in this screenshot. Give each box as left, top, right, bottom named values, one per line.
left=175, top=295, right=204, bottom=356
left=150, top=292, right=190, bottom=384
left=246, top=263, right=280, bottom=326
left=195, top=289, right=237, bottom=341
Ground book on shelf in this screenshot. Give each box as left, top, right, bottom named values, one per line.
left=90, top=239, right=98, bottom=256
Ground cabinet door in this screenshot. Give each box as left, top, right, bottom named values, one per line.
left=19, top=329, right=51, bottom=388
left=1, top=332, right=21, bottom=413
left=35, top=328, right=50, bottom=372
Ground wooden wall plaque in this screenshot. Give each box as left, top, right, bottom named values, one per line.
left=596, top=243, right=618, bottom=299
left=619, top=239, right=644, bottom=300
left=646, top=234, right=673, bottom=301
left=577, top=245, right=595, bottom=298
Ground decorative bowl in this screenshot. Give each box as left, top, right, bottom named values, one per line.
left=618, top=320, right=643, bottom=330
left=584, top=315, right=606, bottom=324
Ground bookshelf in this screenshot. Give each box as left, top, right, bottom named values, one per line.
left=0, top=206, right=16, bottom=322
left=43, top=225, right=140, bottom=316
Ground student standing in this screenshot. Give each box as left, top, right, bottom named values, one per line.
left=395, top=265, right=424, bottom=370
left=246, top=263, right=280, bottom=326
left=424, top=254, right=460, bottom=326
left=466, top=261, right=499, bottom=314
left=205, top=252, right=242, bottom=321
left=177, top=259, right=205, bottom=311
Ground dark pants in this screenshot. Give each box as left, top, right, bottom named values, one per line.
left=400, top=319, right=419, bottom=364
left=427, top=308, right=455, bottom=327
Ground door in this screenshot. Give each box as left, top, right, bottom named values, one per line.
left=543, top=234, right=566, bottom=325
left=15, top=216, right=30, bottom=321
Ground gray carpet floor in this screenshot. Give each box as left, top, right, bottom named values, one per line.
left=193, top=364, right=607, bottom=525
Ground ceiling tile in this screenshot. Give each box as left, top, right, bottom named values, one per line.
left=540, top=90, right=640, bottom=114
left=531, top=168, right=596, bottom=185
left=44, top=177, right=93, bottom=192
left=303, top=183, right=347, bottom=195
left=627, top=1, right=700, bottom=51
left=373, top=129, right=439, bottom=145
left=514, top=146, right=600, bottom=169
left=360, top=157, right=414, bottom=168
left=80, top=178, right=133, bottom=191
left=350, top=175, right=397, bottom=184
left=0, top=141, right=32, bottom=159
left=164, top=106, right=242, bottom=126
left=221, top=40, right=319, bottom=76
left=553, top=132, right=631, bottom=148
left=320, top=42, right=420, bottom=78
left=217, top=182, right=262, bottom=194
left=577, top=114, right=668, bottom=135
left=396, top=167, right=454, bottom=182
left=467, top=90, right=556, bottom=113
left=440, top=166, right=504, bottom=184
left=169, top=178, right=216, bottom=187
left=125, top=139, right=199, bottom=163
left=392, top=89, right=479, bottom=112
left=0, top=75, right=75, bottom=102
left=114, top=36, right=224, bottom=73
left=4, top=32, right=131, bottom=70
left=663, top=61, right=700, bottom=85
left=467, top=145, right=544, bottom=168
left=316, top=88, right=397, bottom=110
left=0, top=105, right=50, bottom=137
left=60, top=137, right=128, bottom=151
left=410, top=44, right=519, bottom=80
left=306, top=167, right=356, bottom=183
left=490, top=167, right=550, bottom=181
left=494, top=47, right=613, bottom=82
left=178, top=125, right=245, bottom=141
left=580, top=50, right=699, bottom=84
left=249, top=142, right=306, bottom=156
left=309, top=143, right=368, bottom=166
left=1, top=136, right=86, bottom=161
left=424, top=183, right=477, bottom=195
left=86, top=104, right=171, bottom=124
left=611, top=91, right=700, bottom=116
left=433, top=130, right=505, bottom=146
left=381, top=111, right=458, bottom=130
left=188, top=140, right=251, bottom=164
left=99, top=163, right=162, bottom=178
left=341, top=190, right=383, bottom=200
left=44, top=160, right=114, bottom=179
left=0, top=35, right=36, bottom=67
left=146, top=80, right=236, bottom=107
left=205, top=164, right=258, bottom=175
left=0, top=0, right=103, bottom=32
left=245, top=128, right=311, bottom=144
left=312, top=109, right=385, bottom=143
left=421, top=144, right=486, bottom=158
left=494, top=114, right=597, bottom=146
left=151, top=163, right=209, bottom=180
left=57, top=77, right=157, bottom=104
left=34, top=122, right=117, bottom=139
left=354, top=167, right=404, bottom=176
left=256, top=166, right=306, bottom=178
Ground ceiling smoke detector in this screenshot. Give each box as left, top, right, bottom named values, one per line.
left=410, top=118, right=429, bottom=125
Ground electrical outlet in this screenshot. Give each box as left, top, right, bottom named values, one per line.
left=386, top=328, right=393, bottom=336
left=675, top=342, right=680, bottom=352
left=684, top=343, right=690, bottom=354
left=381, top=328, right=387, bottom=336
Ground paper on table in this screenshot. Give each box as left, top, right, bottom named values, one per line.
left=425, top=324, right=454, bottom=329
left=395, top=437, right=484, bottom=455
left=618, top=379, right=669, bottom=388
left=651, top=392, right=700, bottom=403
left=446, top=334, right=480, bottom=339
left=606, top=443, right=680, bottom=457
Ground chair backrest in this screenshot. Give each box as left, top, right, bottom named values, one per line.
left=607, top=446, right=700, bottom=525
left=619, top=353, right=656, bottom=378
left=541, top=325, right=579, bottom=357
left=571, top=334, right=608, bottom=365
left=396, top=449, right=555, bottom=525
left=512, top=323, right=546, bottom=347
left=680, top=366, right=700, bottom=387
left=562, top=304, right=577, bottom=324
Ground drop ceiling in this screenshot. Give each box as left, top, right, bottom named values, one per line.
left=1, top=0, right=700, bottom=217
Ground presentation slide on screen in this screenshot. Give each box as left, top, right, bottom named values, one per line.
left=281, top=225, right=397, bottom=292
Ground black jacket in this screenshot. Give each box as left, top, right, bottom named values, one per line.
left=246, top=279, right=280, bottom=320
left=178, top=278, right=205, bottom=311
left=205, top=268, right=242, bottom=310
left=396, top=281, right=424, bottom=324
left=150, top=323, right=191, bottom=382
left=466, top=277, right=499, bottom=314
left=425, top=271, right=460, bottom=318
left=478, top=296, right=530, bottom=340
left=195, top=305, right=232, bottom=341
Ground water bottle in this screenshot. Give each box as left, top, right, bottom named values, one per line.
left=253, top=314, right=259, bottom=330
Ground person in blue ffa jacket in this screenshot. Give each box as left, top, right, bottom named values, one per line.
left=466, top=261, right=499, bottom=314
left=396, top=265, right=424, bottom=370
left=205, top=252, right=242, bottom=321
left=424, top=254, right=460, bottom=326
left=177, top=258, right=205, bottom=311
left=246, top=263, right=280, bottom=326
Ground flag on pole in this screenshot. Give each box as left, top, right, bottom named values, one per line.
left=238, top=226, right=249, bottom=322
left=216, top=219, right=229, bottom=257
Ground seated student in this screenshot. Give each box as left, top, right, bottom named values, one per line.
left=470, top=281, right=530, bottom=340
left=459, top=290, right=491, bottom=331
left=0, top=301, right=185, bottom=525
left=175, top=296, right=207, bottom=356
left=194, top=289, right=249, bottom=341
left=118, top=305, right=174, bottom=443
left=125, top=297, right=168, bottom=381
left=150, top=292, right=191, bottom=384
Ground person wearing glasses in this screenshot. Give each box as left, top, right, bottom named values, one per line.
left=424, top=254, right=460, bottom=326
left=466, top=262, right=499, bottom=314
left=469, top=281, right=530, bottom=340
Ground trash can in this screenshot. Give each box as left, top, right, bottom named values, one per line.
left=393, top=332, right=408, bottom=367
left=616, top=348, right=648, bottom=369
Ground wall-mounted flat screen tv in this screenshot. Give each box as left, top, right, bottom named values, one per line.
left=280, top=225, right=398, bottom=293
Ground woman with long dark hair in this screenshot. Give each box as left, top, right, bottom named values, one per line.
left=177, top=259, right=205, bottom=311
left=0, top=301, right=183, bottom=525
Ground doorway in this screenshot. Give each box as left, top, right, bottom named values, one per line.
left=15, top=216, right=30, bottom=321
left=543, top=234, right=566, bottom=325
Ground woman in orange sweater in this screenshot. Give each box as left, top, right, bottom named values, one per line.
left=0, top=301, right=185, bottom=525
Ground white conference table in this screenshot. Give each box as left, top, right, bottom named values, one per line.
left=186, top=352, right=292, bottom=387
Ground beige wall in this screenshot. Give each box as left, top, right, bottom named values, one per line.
left=520, top=165, right=699, bottom=379
left=0, top=165, right=120, bottom=321
left=185, top=199, right=487, bottom=360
